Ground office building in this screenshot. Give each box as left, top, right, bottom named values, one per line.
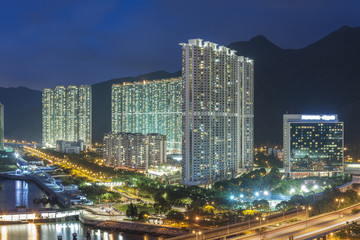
left=0, top=103, right=4, bottom=150
left=103, top=133, right=166, bottom=170
left=112, top=78, right=182, bottom=154
left=42, top=85, right=92, bottom=147
left=180, top=39, right=254, bottom=185
left=283, top=114, right=344, bottom=177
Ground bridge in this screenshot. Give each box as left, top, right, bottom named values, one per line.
left=167, top=203, right=360, bottom=240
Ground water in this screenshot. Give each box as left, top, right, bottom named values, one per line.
left=0, top=180, right=161, bottom=239
left=0, top=222, right=161, bottom=240
left=0, top=179, right=58, bottom=210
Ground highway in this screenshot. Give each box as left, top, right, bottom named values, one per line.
left=168, top=203, right=360, bottom=240
left=229, top=204, right=360, bottom=240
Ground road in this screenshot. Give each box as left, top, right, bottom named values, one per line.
left=232, top=203, right=360, bottom=240
left=168, top=203, right=360, bottom=240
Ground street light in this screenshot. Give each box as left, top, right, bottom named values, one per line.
left=303, top=206, right=312, bottom=228
left=335, top=198, right=344, bottom=217
left=192, top=230, right=202, bottom=240
left=256, top=216, right=266, bottom=226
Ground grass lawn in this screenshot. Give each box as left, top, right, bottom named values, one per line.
left=0, top=164, right=18, bottom=172
left=114, top=203, right=156, bottom=214
left=0, top=157, right=18, bottom=172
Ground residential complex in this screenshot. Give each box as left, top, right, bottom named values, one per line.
left=111, top=78, right=182, bottom=154
left=283, top=114, right=344, bottom=177
left=103, top=133, right=166, bottom=170
left=180, top=39, right=254, bottom=185
left=0, top=103, right=3, bottom=150
left=42, top=85, right=92, bottom=148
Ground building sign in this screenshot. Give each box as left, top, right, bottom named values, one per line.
left=301, top=115, right=336, bottom=121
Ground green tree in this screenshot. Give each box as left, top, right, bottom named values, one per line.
left=126, top=203, right=138, bottom=218
left=166, top=210, right=184, bottom=221
left=337, top=221, right=360, bottom=239
left=138, top=211, right=149, bottom=222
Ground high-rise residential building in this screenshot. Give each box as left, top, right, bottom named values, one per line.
left=283, top=114, right=344, bottom=177
left=180, top=39, right=254, bottom=185
left=112, top=78, right=182, bottom=154
left=0, top=103, right=4, bottom=150
left=42, top=85, right=92, bottom=147
left=78, top=85, right=92, bottom=145
left=103, top=132, right=166, bottom=170
left=240, top=57, right=255, bottom=168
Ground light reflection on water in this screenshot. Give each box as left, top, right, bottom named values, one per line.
left=0, top=179, right=58, bottom=210
left=0, top=222, right=162, bottom=240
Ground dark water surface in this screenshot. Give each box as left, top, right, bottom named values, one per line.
left=0, top=180, right=161, bottom=239
left=0, top=179, right=58, bottom=210
left=0, top=222, right=161, bottom=240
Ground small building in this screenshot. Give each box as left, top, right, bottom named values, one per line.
left=64, top=184, right=79, bottom=191
left=56, top=140, right=87, bottom=154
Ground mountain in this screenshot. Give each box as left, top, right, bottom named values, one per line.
left=2, top=26, right=360, bottom=148
left=0, top=87, right=42, bottom=142
left=228, top=25, right=360, bottom=146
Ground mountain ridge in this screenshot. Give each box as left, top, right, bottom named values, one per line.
left=1, top=25, right=360, bottom=147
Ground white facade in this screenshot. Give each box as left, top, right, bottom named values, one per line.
left=180, top=39, right=254, bottom=185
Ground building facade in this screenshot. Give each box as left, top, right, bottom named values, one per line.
left=42, top=85, right=92, bottom=147
left=283, top=114, right=344, bottom=177
left=180, top=39, right=254, bottom=185
left=0, top=103, right=4, bottom=150
left=103, top=133, right=166, bottom=170
left=111, top=78, right=182, bottom=154
left=56, top=140, right=87, bottom=154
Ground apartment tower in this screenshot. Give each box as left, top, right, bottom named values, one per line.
left=42, top=85, right=92, bottom=147
left=112, top=78, right=182, bottom=154
left=180, top=39, right=254, bottom=185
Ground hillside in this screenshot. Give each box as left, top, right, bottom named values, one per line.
left=228, top=25, right=360, bottom=145
left=1, top=26, right=360, bottom=147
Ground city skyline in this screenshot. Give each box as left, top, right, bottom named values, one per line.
left=0, top=2, right=359, bottom=239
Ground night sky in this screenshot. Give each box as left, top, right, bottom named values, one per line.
left=1, top=0, right=359, bottom=90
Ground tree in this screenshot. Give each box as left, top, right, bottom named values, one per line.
left=153, top=197, right=171, bottom=215
left=166, top=210, right=184, bottom=221
left=275, top=201, right=288, bottom=211
left=138, top=211, right=149, bottom=222
left=126, top=203, right=138, bottom=219
left=253, top=199, right=270, bottom=212
left=242, top=209, right=261, bottom=218
left=204, top=205, right=215, bottom=214
left=337, top=221, right=360, bottom=239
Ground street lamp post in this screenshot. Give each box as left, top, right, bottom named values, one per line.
left=303, top=206, right=312, bottom=228
left=192, top=230, right=202, bottom=240
left=256, top=216, right=266, bottom=240
left=335, top=198, right=344, bottom=217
